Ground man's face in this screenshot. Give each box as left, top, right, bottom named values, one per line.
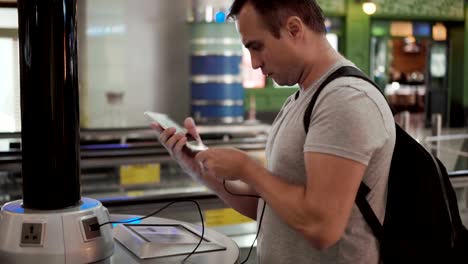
left=236, top=3, right=300, bottom=86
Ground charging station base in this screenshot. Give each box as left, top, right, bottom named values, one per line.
left=114, top=223, right=226, bottom=259
left=0, top=198, right=114, bottom=264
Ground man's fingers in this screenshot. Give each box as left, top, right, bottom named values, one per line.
left=166, top=132, right=184, bottom=150
left=173, top=136, right=187, bottom=154
left=159, top=127, right=176, bottom=143
left=150, top=122, right=163, bottom=133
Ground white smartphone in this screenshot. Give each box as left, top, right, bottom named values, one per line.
left=144, top=111, right=187, bottom=134
left=144, top=111, right=208, bottom=154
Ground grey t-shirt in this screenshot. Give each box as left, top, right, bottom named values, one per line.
left=257, top=59, right=396, bottom=264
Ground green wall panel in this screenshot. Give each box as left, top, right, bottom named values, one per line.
left=317, top=0, right=346, bottom=15
left=372, top=0, right=464, bottom=20
left=345, top=0, right=370, bottom=74
left=244, top=89, right=297, bottom=112
left=448, top=26, right=465, bottom=126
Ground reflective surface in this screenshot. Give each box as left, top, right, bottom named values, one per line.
left=18, top=0, right=80, bottom=209
left=107, top=214, right=239, bottom=264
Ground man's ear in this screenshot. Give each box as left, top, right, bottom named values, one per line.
left=285, top=16, right=304, bottom=39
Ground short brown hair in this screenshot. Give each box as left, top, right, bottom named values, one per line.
left=228, top=0, right=326, bottom=38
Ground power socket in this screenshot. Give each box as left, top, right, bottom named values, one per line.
left=20, top=222, right=44, bottom=246
left=81, top=216, right=101, bottom=241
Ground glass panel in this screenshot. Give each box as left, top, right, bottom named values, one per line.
left=0, top=8, right=18, bottom=28
left=0, top=37, right=20, bottom=132
left=78, top=0, right=191, bottom=129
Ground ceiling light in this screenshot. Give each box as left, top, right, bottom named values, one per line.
left=362, top=2, right=377, bottom=15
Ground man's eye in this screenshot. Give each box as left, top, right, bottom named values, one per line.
left=251, top=45, right=263, bottom=51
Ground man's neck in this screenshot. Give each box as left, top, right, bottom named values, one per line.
left=299, top=43, right=343, bottom=91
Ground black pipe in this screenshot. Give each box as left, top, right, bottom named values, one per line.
left=18, top=0, right=81, bottom=210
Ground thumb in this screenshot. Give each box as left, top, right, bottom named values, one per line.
left=184, top=117, right=201, bottom=141
left=194, top=151, right=206, bottom=163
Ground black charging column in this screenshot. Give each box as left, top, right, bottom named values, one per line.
left=18, top=0, right=81, bottom=210
left=0, top=2, right=113, bottom=263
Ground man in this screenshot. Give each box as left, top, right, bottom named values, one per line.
left=152, top=0, right=395, bottom=263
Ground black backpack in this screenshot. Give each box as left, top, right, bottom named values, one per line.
left=301, top=66, right=468, bottom=263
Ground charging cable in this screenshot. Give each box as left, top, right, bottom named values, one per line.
left=97, top=199, right=204, bottom=263
left=222, top=179, right=266, bottom=264
left=94, top=181, right=266, bottom=264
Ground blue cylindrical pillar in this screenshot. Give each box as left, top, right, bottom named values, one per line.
left=190, top=23, right=244, bottom=124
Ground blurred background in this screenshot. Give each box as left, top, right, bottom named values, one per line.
left=0, top=0, right=467, bottom=262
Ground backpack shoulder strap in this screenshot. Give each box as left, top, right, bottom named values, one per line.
left=302, top=65, right=385, bottom=243
left=303, top=66, right=385, bottom=133
left=356, top=183, right=383, bottom=242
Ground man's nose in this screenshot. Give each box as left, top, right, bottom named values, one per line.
left=250, top=55, right=262, bottom=70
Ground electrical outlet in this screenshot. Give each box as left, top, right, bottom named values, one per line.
left=82, top=216, right=101, bottom=241
left=20, top=223, right=44, bottom=246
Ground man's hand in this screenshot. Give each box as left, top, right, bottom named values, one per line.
left=150, top=117, right=203, bottom=181
left=195, top=147, right=262, bottom=183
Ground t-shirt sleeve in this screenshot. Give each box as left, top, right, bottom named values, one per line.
left=304, top=83, right=390, bottom=166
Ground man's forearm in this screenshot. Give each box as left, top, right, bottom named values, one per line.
left=242, top=166, right=323, bottom=241
left=203, top=178, right=259, bottom=220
